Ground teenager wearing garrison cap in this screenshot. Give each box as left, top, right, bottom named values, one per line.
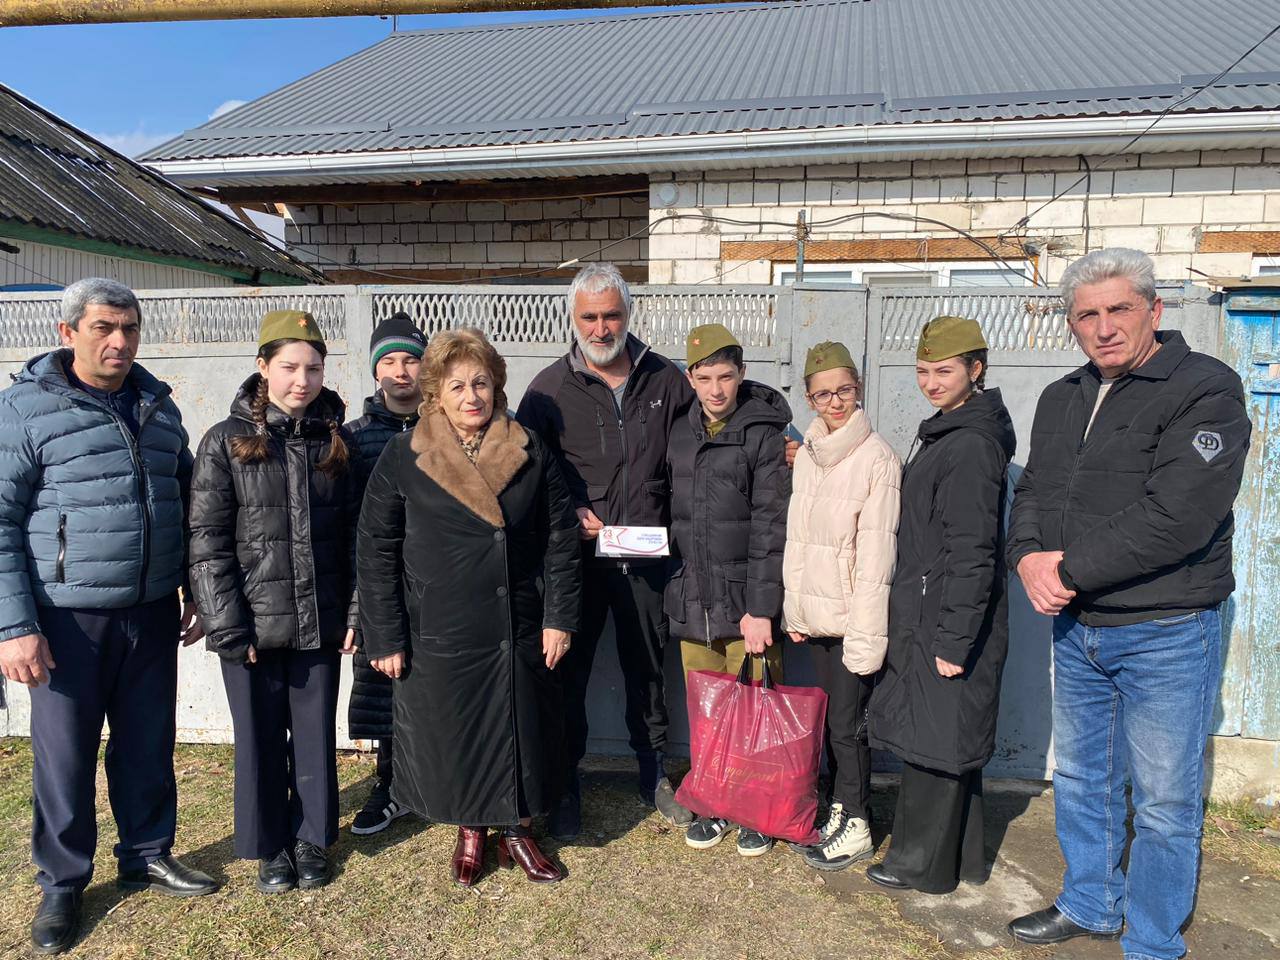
left=865, top=316, right=1015, bottom=895
left=783, top=340, right=901, bottom=872
left=189, top=310, right=361, bottom=895
left=666, top=323, right=792, bottom=858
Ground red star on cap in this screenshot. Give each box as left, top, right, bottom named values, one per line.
left=692, top=337, right=701, bottom=345
left=297, top=316, right=309, bottom=328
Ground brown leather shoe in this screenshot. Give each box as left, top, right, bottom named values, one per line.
left=450, top=826, right=486, bottom=887
left=497, top=826, right=565, bottom=884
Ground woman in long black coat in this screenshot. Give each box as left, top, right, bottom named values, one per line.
left=358, top=327, right=581, bottom=888
left=867, top=316, right=1016, bottom=895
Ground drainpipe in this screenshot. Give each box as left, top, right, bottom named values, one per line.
left=0, top=0, right=732, bottom=27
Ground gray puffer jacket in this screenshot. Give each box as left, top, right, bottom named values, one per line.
left=0, top=350, right=193, bottom=641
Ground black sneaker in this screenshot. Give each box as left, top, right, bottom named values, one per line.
left=351, top=780, right=410, bottom=836
left=736, top=828, right=774, bottom=858
left=685, top=817, right=731, bottom=849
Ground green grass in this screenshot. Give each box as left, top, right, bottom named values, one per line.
left=2, top=739, right=1270, bottom=958
left=0, top=739, right=988, bottom=960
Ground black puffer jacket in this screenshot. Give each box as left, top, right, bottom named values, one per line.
left=516, top=335, right=694, bottom=566
left=345, top=392, right=419, bottom=740
left=189, top=375, right=360, bottom=663
left=868, top=388, right=1016, bottom=775
left=1008, top=331, right=1250, bottom=625
left=664, top=382, right=792, bottom=642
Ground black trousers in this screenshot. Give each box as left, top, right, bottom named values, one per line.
left=220, top=648, right=340, bottom=859
left=882, top=761, right=986, bottom=894
left=376, top=737, right=393, bottom=784
left=29, top=595, right=180, bottom=892
left=808, top=636, right=874, bottom=821
left=561, top=562, right=670, bottom=776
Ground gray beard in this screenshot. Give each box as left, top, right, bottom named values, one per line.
left=574, top=326, right=628, bottom=366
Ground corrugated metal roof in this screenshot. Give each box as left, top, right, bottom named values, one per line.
left=0, top=84, right=320, bottom=282
left=144, top=0, right=1280, bottom=165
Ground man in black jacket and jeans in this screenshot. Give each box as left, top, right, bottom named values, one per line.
left=1006, top=249, right=1250, bottom=960
left=517, top=262, right=696, bottom=839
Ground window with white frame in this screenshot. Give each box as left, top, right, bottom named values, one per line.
left=774, top=260, right=1031, bottom=287
left=1252, top=255, right=1280, bottom=276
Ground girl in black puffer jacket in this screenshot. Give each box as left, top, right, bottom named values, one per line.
left=188, top=310, right=360, bottom=895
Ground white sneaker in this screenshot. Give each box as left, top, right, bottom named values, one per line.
left=802, top=816, right=873, bottom=871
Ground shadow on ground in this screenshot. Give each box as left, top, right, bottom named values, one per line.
left=824, top=777, right=1280, bottom=958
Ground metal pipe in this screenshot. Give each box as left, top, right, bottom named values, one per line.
left=0, top=0, right=732, bottom=28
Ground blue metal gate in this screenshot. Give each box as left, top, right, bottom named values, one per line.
left=1218, top=288, right=1280, bottom=739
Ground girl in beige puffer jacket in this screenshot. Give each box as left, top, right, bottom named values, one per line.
left=783, top=341, right=901, bottom=872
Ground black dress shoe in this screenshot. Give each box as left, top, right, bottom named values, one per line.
left=1007, top=905, right=1122, bottom=945
left=866, top=862, right=911, bottom=890
left=118, top=854, right=220, bottom=897
left=257, top=849, right=297, bottom=894
left=31, top=890, right=80, bottom=955
left=294, top=840, right=331, bottom=890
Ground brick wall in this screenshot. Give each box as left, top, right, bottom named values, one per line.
left=283, top=196, right=649, bottom=281
left=646, top=150, right=1280, bottom=285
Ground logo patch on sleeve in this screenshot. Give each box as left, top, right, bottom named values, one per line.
left=1192, top=430, right=1223, bottom=462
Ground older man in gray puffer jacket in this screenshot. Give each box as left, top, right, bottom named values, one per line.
left=0, top=278, right=217, bottom=956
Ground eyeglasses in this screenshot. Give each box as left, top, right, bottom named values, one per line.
left=807, top=384, right=859, bottom=407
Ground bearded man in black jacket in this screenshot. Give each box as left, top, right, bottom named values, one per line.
left=517, top=263, right=697, bottom=839
left=1006, top=249, right=1250, bottom=960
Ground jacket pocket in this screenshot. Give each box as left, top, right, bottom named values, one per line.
left=915, top=567, right=947, bottom=626
left=663, top=566, right=686, bottom=622
left=720, top=561, right=748, bottom=623
left=190, top=561, right=225, bottom=621
left=55, top=514, right=67, bottom=583
left=587, top=483, right=609, bottom=520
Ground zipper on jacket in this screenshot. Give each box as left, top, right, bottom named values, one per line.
left=56, top=514, right=67, bottom=583
left=595, top=406, right=607, bottom=455
left=704, top=607, right=712, bottom=646
left=1061, top=378, right=1116, bottom=545
left=115, top=409, right=152, bottom=601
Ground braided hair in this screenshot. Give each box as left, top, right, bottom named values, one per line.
left=230, top=339, right=350, bottom=477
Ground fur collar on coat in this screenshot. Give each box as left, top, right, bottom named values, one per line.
left=409, top=408, right=529, bottom=527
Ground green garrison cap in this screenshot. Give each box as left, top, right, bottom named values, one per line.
left=916, top=315, right=987, bottom=361
left=686, top=323, right=741, bottom=367
left=258, top=309, right=324, bottom=349
left=804, top=340, right=856, bottom=379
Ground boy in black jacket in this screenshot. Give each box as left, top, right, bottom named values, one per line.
left=665, top=323, right=792, bottom=857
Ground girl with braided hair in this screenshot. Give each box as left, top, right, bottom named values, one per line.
left=188, top=310, right=361, bottom=894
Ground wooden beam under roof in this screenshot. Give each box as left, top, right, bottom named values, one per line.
left=217, top=176, right=649, bottom=207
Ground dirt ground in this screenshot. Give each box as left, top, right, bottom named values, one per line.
left=0, top=741, right=1275, bottom=959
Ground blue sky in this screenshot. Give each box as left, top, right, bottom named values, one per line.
left=0, top=9, right=679, bottom=156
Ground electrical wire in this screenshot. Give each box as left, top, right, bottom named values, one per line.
left=1004, top=19, right=1280, bottom=239
left=0, top=251, right=65, bottom=287
left=300, top=209, right=1031, bottom=285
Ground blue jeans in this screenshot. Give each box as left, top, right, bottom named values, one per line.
left=1051, top=608, right=1222, bottom=960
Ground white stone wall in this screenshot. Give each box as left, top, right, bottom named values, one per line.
left=284, top=197, right=649, bottom=277
left=0, top=238, right=237, bottom=290
left=646, top=150, right=1280, bottom=284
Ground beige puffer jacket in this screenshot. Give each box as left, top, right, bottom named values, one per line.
left=783, top=408, right=902, bottom=675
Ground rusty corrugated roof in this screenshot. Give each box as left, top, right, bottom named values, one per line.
left=0, top=83, right=322, bottom=283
